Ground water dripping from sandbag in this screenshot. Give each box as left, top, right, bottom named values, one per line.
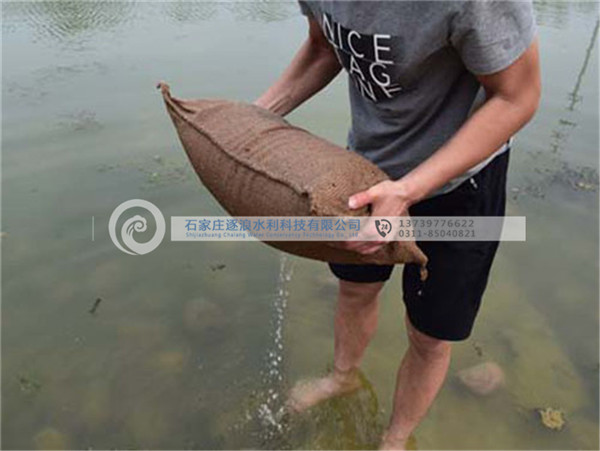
left=256, top=254, right=294, bottom=443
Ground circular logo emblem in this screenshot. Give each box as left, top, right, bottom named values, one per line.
left=375, top=219, right=392, bottom=238
left=108, top=199, right=166, bottom=255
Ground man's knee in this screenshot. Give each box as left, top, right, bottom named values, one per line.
left=405, top=315, right=451, bottom=360
left=338, top=280, right=384, bottom=306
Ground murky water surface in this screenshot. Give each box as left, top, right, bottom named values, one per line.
left=2, top=2, right=598, bottom=449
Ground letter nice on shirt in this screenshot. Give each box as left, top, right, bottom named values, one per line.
left=322, top=12, right=403, bottom=102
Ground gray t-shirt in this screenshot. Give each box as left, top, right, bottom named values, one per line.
left=297, top=0, right=536, bottom=196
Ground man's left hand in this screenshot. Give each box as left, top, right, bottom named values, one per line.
left=342, top=179, right=415, bottom=255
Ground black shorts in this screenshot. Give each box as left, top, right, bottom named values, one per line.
left=328, top=150, right=509, bottom=341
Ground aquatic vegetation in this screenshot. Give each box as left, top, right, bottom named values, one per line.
left=138, top=155, right=194, bottom=188
left=17, top=372, right=42, bottom=394
left=88, top=297, right=102, bottom=315
left=575, top=181, right=597, bottom=191
left=209, top=263, right=226, bottom=272
left=510, top=18, right=598, bottom=204
left=295, top=377, right=383, bottom=450
left=551, top=163, right=599, bottom=192
left=95, top=164, right=116, bottom=173
left=510, top=161, right=599, bottom=201
left=537, top=407, right=566, bottom=431
left=471, top=341, right=484, bottom=358
left=58, top=110, right=102, bottom=132
left=95, top=153, right=193, bottom=189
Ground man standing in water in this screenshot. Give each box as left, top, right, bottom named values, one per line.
left=255, top=1, right=540, bottom=449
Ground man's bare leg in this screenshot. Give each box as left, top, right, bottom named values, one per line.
left=286, top=280, right=383, bottom=412
left=380, top=315, right=451, bottom=450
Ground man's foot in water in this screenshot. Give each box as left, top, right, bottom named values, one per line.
left=379, top=431, right=408, bottom=451
left=285, top=368, right=362, bottom=413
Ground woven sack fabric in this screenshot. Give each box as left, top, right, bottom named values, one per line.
left=158, top=82, right=427, bottom=278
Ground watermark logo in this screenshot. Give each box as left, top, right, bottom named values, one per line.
left=374, top=219, right=392, bottom=238
left=170, top=216, right=526, bottom=242
left=108, top=199, right=166, bottom=255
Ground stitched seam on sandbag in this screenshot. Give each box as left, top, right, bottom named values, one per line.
left=160, top=84, right=314, bottom=203
left=167, top=101, right=314, bottom=204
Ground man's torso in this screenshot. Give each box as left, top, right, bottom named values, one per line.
left=298, top=1, right=532, bottom=195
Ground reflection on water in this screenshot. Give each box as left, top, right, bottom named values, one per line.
left=163, top=1, right=218, bottom=23
left=3, top=1, right=136, bottom=42
left=568, top=18, right=599, bottom=111
left=534, top=0, right=599, bottom=29
left=2, top=0, right=297, bottom=42
left=2, top=1, right=599, bottom=450
left=225, top=1, right=297, bottom=22
left=511, top=15, right=599, bottom=203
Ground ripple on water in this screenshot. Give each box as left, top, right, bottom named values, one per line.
left=225, top=1, right=298, bottom=23
left=161, top=1, right=219, bottom=23
left=4, top=1, right=137, bottom=43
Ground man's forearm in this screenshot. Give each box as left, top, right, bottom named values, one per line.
left=254, top=37, right=341, bottom=116
left=398, top=40, right=541, bottom=203
left=398, top=91, right=539, bottom=203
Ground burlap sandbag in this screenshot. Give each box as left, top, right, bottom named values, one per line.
left=158, top=82, right=427, bottom=278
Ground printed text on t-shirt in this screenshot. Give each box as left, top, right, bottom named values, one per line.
left=322, top=12, right=403, bottom=102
